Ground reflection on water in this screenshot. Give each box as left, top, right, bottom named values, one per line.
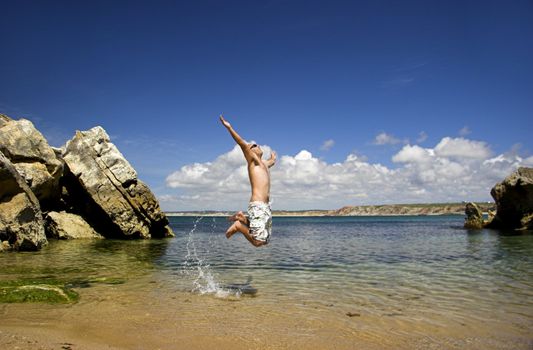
left=0, top=215, right=532, bottom=348
left=0, top=237, right=171, bottom=283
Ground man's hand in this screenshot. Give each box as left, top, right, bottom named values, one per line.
left=220, top=114, right=254, bottom=162
left=267, top=150, right=277, bottom=168
left=219, top=114, right=231, bottom=129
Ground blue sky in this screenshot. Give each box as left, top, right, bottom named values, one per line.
left=1, top=0, right=532, bottom=210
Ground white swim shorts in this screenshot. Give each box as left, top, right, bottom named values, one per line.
left=247, top=201, right=272, bottom=243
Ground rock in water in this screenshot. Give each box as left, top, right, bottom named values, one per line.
left=62, top=127, right=173, bottom=238
left=45, top=211, right=104, bottom=239
left=0, top=151, right=47, bottom=251
left=0, top=114, right=63, bottom=210
left=489, top=167, right=533, bottom=230
left=464, top=202, right=484, bottom=229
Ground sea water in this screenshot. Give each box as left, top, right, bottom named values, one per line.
left=1, top=215, right=532, bottom=348
left=168, top=216, right=533, bottom=306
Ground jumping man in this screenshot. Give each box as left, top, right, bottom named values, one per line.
left=219, top=115, right=276, bottom=247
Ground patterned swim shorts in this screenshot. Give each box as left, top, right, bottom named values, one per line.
left=247, top=201, right=272, bottom=243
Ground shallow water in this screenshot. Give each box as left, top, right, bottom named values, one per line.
left=1, top=216, right=532, bottom=349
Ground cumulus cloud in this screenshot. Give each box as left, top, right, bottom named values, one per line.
left=392, top=145, right=434, bottom=163
left=523, top=156, right=533, bottom=166
left=373, top=132, right=407, bottom=145
left=434, top=137, right=492, bottom=159
left=320, top=139, right=335, bottom=151
left=163, top=137, right=529, bottom=211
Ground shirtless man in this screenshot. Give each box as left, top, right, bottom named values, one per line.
left=220, top=115, right=276, bottom=247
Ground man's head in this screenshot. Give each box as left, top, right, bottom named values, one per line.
left=249, top=143, right=263, bottom=158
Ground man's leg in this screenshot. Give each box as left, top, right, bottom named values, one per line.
left=228, top=211, right=249, bottom=226
left=225, top=221, right=265, bottom=247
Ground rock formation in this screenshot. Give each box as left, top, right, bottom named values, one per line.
left=488, top=167, right=533, bottom=230
left=0, top=115, right=63, bottom=211
left=0, top=152, right=47, bottom=251
left=0, top=114, right=173, bottom=251
left=62, top=127, right=173, bottom=239
left=464, top=202, right=484, bottom=229
left=45, top=211, right=103, bottom=240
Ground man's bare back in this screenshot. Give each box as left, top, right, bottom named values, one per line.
left=220, top=115, right=276, bottom=247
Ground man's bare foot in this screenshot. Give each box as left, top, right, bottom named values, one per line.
left=225, top=222, right=238, bottom=238
left=228, top=211, right=246, bottom=223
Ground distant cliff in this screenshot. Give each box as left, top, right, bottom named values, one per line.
left=329, top=203, right=494, bottom=216
left=167, top=202, right=495, bottom=217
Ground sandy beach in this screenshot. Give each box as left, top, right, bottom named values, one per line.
left=1, top=272, right=531, bottom=350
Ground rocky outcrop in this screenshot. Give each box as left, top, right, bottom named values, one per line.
left=45, top=211, right=103, bottom=240
left=0, top=115, right=63, bottom=210
left=1, top=113, right=173, bottom=252
left=0, top=152, right=47, bottom=251
left=488, top=167, right=533, bottom=230
left=464, top=202, right=484, bottom=229
left=62, top=127, right=173, bottom=239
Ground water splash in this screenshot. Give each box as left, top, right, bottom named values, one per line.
left=182, top=217, right=241, bottom=298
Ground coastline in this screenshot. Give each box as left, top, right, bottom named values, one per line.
left=165, top=202, right=494, bottom=217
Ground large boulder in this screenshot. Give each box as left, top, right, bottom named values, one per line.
left=464, top=202, right=484, bottom=229
left=0, top=115, right=63, bottom=210
left=0, top=152, right=48, bottom=251
left=45, top=211, right=103, bottom=240
left=489, top=167, right=533, bottom=230
left=62, top=127, right=173, bottom=239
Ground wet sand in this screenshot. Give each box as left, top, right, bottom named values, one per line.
left=1, top=275, right=531, bottom=350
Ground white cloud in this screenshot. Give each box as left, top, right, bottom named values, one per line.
left=163, top=137, right=529, bottom=211
left=417, top=131, right=428, bottom=143
left=459, top=126, right=471, bottom=136
left=392, top=145, right=433, bottom=163
left=522, top=156, right=533, bottom=166
left=434, top=137, right=491, bottom=159
left=320, top=139, right=335, bottom=151
left=373, top=132, right=407, bottom=145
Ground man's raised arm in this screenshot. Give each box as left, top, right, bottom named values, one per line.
left=219, top=115, right=259, bottom=163
left=220, top=115, right=247, bottom=148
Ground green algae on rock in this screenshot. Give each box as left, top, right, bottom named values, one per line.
left=0, top=275, right=130, bottom=303
left=0, top=281, right=79, bottom=303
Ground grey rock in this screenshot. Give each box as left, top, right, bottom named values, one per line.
left=0, top=114, right=63, bottom=210
left=62, top=127, right=173, bottom=239
left=464, top=202, right=484, bottom=229
left=0, top=151, right=47, bottom=251
left=489, top=167, right=533, bottom=230
left=45, top=211, right=104, bottom=240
